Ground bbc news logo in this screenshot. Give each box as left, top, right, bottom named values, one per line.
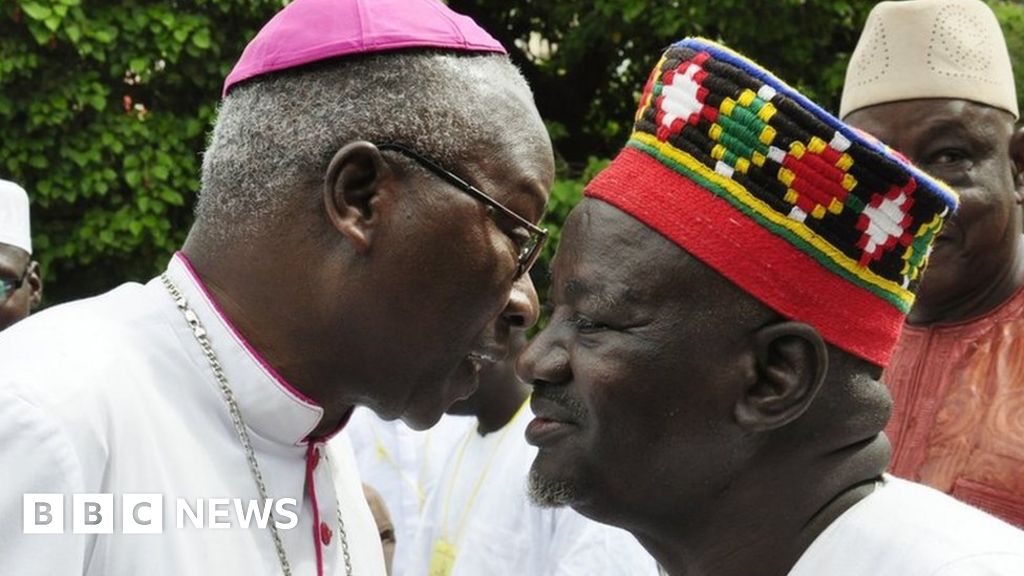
left=24, top=494, right=299, bottom=534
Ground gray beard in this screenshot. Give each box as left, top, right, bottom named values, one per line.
left=527, top=468, right=577, bottom=508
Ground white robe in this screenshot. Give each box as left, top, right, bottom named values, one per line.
left=0, top=253, right=386, bottom=576
left=343, top=408, right=472, bottom=575
left=789, top=476, right=1024, bottom=575
left=406, top=403, right=659, bottom=576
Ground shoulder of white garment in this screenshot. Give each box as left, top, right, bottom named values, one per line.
left=788, top=477, right=1024, bottom=576
left=0, top=387, right=90, bottom=575
left=536, top=504, right=658, bottom=576
left=0, top=280, right=158, bottom=407
left=0, top=280, right=163, bottom=574
left=0, top=280, right=158, bottom=455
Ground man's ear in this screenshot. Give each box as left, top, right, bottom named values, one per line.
left=734, top=321, right=828, bottom=432
left=1011, top=125, right=1024, bottom=205
left=27, top=261, right=42, bottom=309
left=323, top=141, right=395, bottom=252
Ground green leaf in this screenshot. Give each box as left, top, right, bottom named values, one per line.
left=159, top=188, right=183, bottom=205
left=125, top=170, right=142, bottom=187
left=191, top=29, right=211, bottom=50
left=92, top=27, right=116, bottom=44
left=86, top=93, right=106, bottom=111
left=129, top=57, right=148, bottom=73
left=44, top=16, right=62, bottom=32
left=64, top=23, right=81, bottom=43
left=20, top=3, right=53, bottom=21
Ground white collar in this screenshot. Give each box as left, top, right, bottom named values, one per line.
left=162, top=252, right=329, bottom=447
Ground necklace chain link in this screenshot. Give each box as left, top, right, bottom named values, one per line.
left=161, top=273, right=353, bottom=576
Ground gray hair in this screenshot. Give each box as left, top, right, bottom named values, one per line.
left=197, top=51, right=539, bottom=242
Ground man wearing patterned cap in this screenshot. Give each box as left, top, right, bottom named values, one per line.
left=0, top=0, right=552, bottom=573
left=520, top=38, right=1024, bottom=576
left=0, top=179, right=42, bottom=331
left=841, top=0, right=1024, bottom=528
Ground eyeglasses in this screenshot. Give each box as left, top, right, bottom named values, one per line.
left=1, top=264, right=29, bottom=302
left=377, top=142, right=548, bottom=280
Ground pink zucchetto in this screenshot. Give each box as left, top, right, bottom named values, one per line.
left=223, top=0, right=506, bottom=97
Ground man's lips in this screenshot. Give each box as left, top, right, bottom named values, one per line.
left=466, top=341, right=507, bottom=366
left=526, top=395, right=579, bottom=447
left=530, top=395, right=578, bottom=423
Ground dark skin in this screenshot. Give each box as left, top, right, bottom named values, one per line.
left=183, top=88, right=553, bottom=437
left=519, top=199, right=892, bottom=576
left=0, top=243, right=42, bottom=332
left=844, top=99, right=1024, bottom=326
left=446, top=329, right=531, bottom=435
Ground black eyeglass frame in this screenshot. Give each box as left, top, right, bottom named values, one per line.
left=1, top=263, right=30, bottom=302
left=376, top=142, right=548, bottom=280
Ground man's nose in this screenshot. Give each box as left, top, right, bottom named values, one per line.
left=501, top=272, right=540, bottom=329
left=516, top=321, right=569, bottom=387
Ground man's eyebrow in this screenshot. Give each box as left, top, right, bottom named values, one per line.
left=564, top=279, right=591, bottom=299
left=564, top=278, right=631, bottom=308
left=917, top=120, right=988, bottom=148
left=514, top=183, right=548, bottom=223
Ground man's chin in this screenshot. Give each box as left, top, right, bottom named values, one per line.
left=402, top=359, right=482, bottom=429
left=527, top=467, right=577, bottom=508
left=399, top=409, right=443, bottom=432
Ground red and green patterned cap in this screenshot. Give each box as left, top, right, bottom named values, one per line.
left=586, top=38, right=959, bottom=366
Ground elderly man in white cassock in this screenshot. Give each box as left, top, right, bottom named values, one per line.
left=0, top=179, right=43, bottom=331
left=0, top=0, right=554, bottom=573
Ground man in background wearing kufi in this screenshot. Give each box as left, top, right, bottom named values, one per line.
left=841, top=0, right=1024, bottom=527
left=0, top=179, right=42, bottom=331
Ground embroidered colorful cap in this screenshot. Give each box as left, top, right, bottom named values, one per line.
left=0, top=179, right=32, bottom=255
left=223, top=0, right=507, bottom=98
left=585, top=38, right=959, bottom=366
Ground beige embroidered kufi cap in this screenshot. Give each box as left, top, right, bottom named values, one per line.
left=0, top=179, right=32, bottom=255
left=840, top=0, right=1018, bottom=120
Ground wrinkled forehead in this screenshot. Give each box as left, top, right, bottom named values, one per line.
left=844, top=99, right=1016, bottom=148
left=554, top=198, right=771, bottom=319
left=555, top=199, right=708, bottom=299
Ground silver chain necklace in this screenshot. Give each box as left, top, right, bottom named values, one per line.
left=161, top=273, right=354, bottom=576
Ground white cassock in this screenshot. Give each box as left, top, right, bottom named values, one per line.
left=342, top=408, right=472, bottom=576
left=406, top=402, right=659, bottom=576
left=0, top=253, right=386, bottom=576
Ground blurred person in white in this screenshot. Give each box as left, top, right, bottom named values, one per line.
left=343, top=408, right=471, bottom=575
left=406, top=330, right=659, bottom=576
left=0, top=179, right=42, bottom=331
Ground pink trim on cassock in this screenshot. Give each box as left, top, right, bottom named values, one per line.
left=307, top=442, right=325, bottom=576
left=173, top=251, right=320, bottom=408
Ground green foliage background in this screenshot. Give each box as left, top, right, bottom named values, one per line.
left=2, top=0, right=1023, bottom=305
